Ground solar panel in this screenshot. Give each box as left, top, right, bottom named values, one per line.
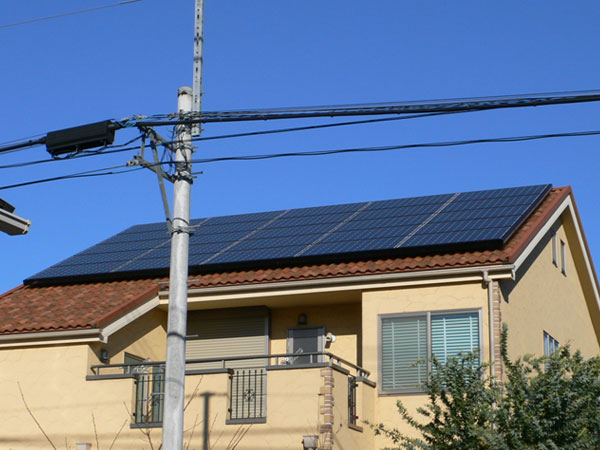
left=25, top=184, right=552, bottom=282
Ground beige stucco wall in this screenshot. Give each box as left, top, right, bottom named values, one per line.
left=131, top=368, right=323, bottom=450
left=270, top=302, right=361, bottom=365
left=501, top=219, right=600, bottom=359
left=0, top=309, right=167, bottom=450
left=361, top=281, right=488, bottom=446
left=330, top=368, right=375, bottom=450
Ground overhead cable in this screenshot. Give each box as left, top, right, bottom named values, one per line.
left=0, top=164, right=139, bottom=191
left=0, top=135, right=143, bottom=170
left=124, top=89, right=600, bottom=126
left=0, top=0, right=142, bottom=30
left=182, top=128, right=600, bottom=165
left=1, top=128, right=598, bottom=191
left=0, top=137, right=47, bottom=155
left=0, top=113, right=451, bottom=169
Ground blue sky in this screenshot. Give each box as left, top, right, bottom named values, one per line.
left=1, top=1, right=599, bottom=293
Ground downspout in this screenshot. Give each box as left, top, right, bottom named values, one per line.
left=482, top=270, right=495, bottom=378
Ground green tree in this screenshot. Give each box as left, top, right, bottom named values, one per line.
left=369, top=327, right=600, bottom=449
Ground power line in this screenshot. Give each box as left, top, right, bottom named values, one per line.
left=3, top=89, right=599, bottom=157
left=0, top=0, right=143, bottom=30
left=189, top=111, right=463, bottom=143
left=124, top=89, right=600, bottom=126
left=1, top=128, right=598, bottom=191
left=0, top=133, right=45, bottom=147
left=185, top=129, right=600, bottom=165
left=0, top=136, right=143, bottom=170
left=0, top=113, right=451, bottom=169
left=0, top=137, right=46, bottom=155
left=0, top=164, right=139, bottom=191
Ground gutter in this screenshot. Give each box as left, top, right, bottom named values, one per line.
left=0, top=328, right=104, bottom=348
left=0, top=207, right=31, bottom=235
left=169, top=264, right=515, bottom=301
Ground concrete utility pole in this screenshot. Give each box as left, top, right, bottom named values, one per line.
left=162, top=2, right=204, bottom=448
left=162, top=86, right=194, bottom=450
left=192, top=0, right=204, bottom=136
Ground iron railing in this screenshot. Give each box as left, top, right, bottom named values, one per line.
left=132, top=366, right=164, bottom=426
left=89, top=352, right=372, bottom=427
left=348, top=375, right=358, bottom=426
left=90, top=351, right=371, bottom=380
left=228, top=369, right=267, bottom=422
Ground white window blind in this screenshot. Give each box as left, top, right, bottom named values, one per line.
left=381, top=316, right=427, bottom=392
left=380, top=311, right=480, bottom=393
left=431, top=313, right=480, bottom=366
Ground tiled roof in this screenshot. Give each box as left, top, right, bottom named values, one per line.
left=0, top=187, right=570, bottom=336
left=0, top=279, right=160, bottom=335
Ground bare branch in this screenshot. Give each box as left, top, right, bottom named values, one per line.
left=107, top=419, right=127, bottom=450
left=92, top=413, right=100, bottom=450
left=184, top=414, right=200, bottom=450
left=184, top=376, right=204, bottom=411
left=210, top=413, right=226, bottom=450
left=227, top=425, right=251, bottom=450
left=17, top=382, right=58, bottom=450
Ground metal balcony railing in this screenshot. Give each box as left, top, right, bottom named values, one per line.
left=132, top=366, right=164, bottom=426
left=89, top=352, right=373, bottom=427
left=348, top=375, right=358, bottom=426
left=90, top=351, right=371, bottom=380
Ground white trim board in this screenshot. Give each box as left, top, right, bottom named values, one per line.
left=512, top=195, right=600, bottom=313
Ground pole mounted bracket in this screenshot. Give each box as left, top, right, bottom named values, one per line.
left=171, top=172, right=194, bottom=183
left=168, top=224, right=195, bottom=236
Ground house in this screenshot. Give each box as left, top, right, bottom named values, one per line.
left=0, top=197, right=30, bottom=235
left=0, top=184, right=598, bottom=450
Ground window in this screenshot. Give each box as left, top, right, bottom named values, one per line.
left=380, top=310, right=481, bottom=394
left=544, top=331, right=559, bottom=356
left=560, top=240, right=567, bottom=276
left=552, top=232, right=558, bottom=266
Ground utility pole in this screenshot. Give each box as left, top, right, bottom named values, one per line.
left=192, top=0, right=204, bottom=136
left=162, top=87, right=193, bottom=450
left=162, top=2, right=204, bottom=448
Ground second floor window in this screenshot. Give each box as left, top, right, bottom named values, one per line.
left=380, top=310, right=480, bottom=394
left=544, top=331, right=559, bottom=356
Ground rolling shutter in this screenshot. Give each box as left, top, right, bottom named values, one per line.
left=186, top=307, right=269, bottom=370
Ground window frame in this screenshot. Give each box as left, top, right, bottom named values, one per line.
left=377, top=308, right=483, bottom=395
left=560, top=239, right=567, bottom=276
left=544, top=331, right=559, bottom=356
left=551, top=231, right=558, bottom=267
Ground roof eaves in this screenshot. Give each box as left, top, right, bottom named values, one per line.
left=502, top=187, right=570, bottom=264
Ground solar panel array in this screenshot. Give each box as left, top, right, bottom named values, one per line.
left=26, top=184, right=551, bottom=282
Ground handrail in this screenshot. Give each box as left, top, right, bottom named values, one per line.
left=90, top=351, right=371, bottom=378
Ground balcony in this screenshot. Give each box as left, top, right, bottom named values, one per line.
left=88, top=352, right=375, bottom=448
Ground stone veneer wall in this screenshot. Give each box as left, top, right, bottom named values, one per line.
left=319, top=367, right=335, bottom=450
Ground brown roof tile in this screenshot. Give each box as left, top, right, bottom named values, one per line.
left=0, top=187, right=571, bottom=336
left=0, top=279, right=160, bottom=335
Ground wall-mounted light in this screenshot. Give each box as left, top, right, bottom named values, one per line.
left=100, top=349, right=109, bottom=363
left=298, top=313, right=308, bottom=326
